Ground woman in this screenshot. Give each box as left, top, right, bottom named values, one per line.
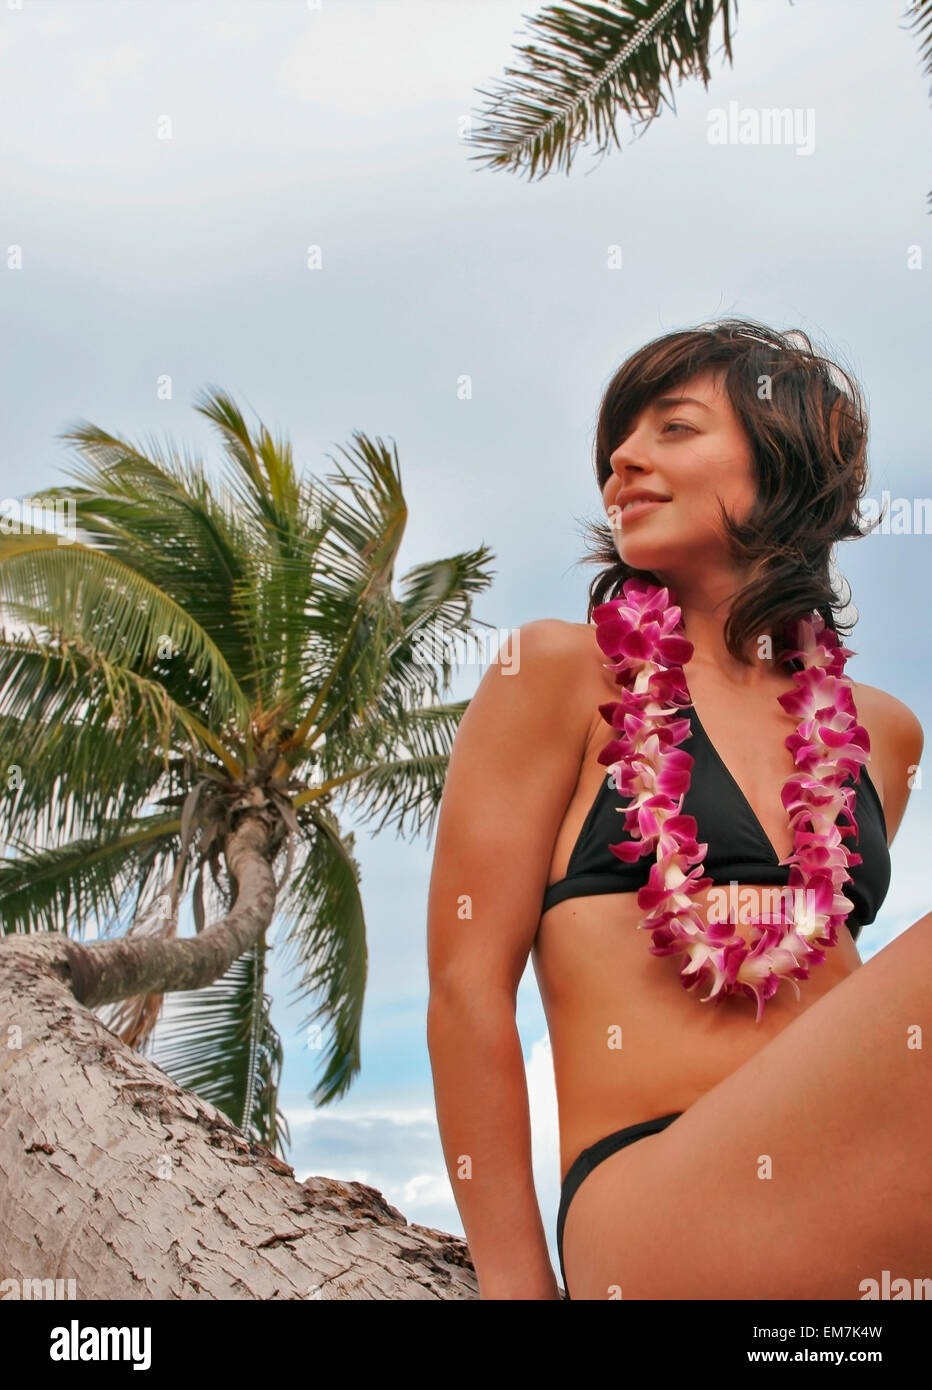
left=426, top=319, right=928, bottom=1301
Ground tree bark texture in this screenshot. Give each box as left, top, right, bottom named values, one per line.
left=0, top=905, right=477, bottom=1300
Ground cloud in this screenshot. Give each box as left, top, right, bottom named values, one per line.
left=526, top=1031, right=560, bottom=1186
left=284, top=1028, right=563, bottom=1270
left=287, top=1096, right=463, bottom=1237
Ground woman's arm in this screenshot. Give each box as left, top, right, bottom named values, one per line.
left=426, top=619, right=591, bottom=1299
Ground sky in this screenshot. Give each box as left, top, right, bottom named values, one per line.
left=1, top=0, right=930, bottom=1283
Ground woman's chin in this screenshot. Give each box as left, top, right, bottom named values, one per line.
left=618, top=545, right=669, bottom=573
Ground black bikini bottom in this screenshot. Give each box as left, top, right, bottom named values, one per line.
left=557, top=1112, right=682, bottom=1300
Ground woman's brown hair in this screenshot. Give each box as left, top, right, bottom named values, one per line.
left=582, top=318, right=876, bottom=667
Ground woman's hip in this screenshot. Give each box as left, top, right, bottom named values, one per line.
left=556, top=1111, right=683, bottom=1299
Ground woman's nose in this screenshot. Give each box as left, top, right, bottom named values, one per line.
left=609, top=423, right=651, bottom=473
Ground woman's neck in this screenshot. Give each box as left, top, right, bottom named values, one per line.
left=653, top=572, right=782, bottom=688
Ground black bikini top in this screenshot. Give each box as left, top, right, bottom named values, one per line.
left=542, top=702, right=891, bottom=940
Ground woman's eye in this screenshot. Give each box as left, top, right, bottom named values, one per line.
left=662, top=422, right=693, bottom=434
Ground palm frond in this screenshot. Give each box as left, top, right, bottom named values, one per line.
left=467, top=0, right=737, bottom=179
left=37, top=431, right=263, bottom=696
left=277, top=805, right=367, bottom=1107
left=904, top=0, right=932, bottom=206
left=283, top=545, right=493, bottom=812
left=285, top=433, right=410, bottom=750
left=148, top=938, right=289, bottom=1154
left=379, top=547, right=497, bottom=703
left=0, top=534, right=251, bottom=735
left=0, top=633, right=232, bottom=842
left=0, top=812, right=181, bottom=937
left=905, top=0, right=932, bottom=96
left=192, top=387, right=298, bottom=533
left=191, top=388, right=347, bottom=710
left=297, top=702, right=467, bottom=841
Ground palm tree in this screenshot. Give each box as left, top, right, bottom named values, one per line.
left=466, top=0, right=930, bottom=191
left=0, top=389, right=495, bottom=1158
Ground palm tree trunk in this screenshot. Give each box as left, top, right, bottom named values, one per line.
left=0, top=814, right=476, bottom=1299
left=60, top=813, right=280, bottom=1007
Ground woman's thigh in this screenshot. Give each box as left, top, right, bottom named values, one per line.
left=562, top=912, right=932, bottom=1300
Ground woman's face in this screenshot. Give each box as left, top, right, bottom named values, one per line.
left=602, top=369, right=757, bottom=583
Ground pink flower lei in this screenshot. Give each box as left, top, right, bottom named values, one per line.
left=592, top=578, right=870, bottom=1021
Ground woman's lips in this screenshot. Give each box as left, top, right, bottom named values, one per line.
left=620, top=499, right=670, bottom=524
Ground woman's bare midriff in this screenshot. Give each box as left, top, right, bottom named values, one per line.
left=531, top=623, right=872, bottom=1185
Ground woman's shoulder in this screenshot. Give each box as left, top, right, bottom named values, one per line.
left=452, top=620, right=602, bottom=789
left=477, top=621, right=609, bottom=740
left=850, top=681, right=924, bottom=763
left=512, top=618, right=604, bottom=652
left=849, top=681, right=924, bottom=843
left=505, top=619, right=609, bottom=687
left=508, top=617, right=595, bottom=648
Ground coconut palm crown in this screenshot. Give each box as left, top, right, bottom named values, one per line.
left=0, top=388, right=494, bottom=1155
